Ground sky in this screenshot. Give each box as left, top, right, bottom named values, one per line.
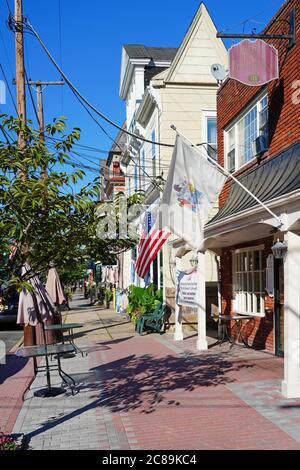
left=0, top=0, right=285, bottom=187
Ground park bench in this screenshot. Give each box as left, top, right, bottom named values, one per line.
left=136, top=303, right=170, bottom=335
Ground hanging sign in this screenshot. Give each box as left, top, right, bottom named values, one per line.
left=229, top=39, right=279, bottom=86
left=176, top=268, right=198, bottom=308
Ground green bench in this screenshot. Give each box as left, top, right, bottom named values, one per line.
left=136, top=303, right=169, bottom=335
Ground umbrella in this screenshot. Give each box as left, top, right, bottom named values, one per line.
left=17, top=263, right=58, bottom=345
left=46, top=267, right=66, bottom=306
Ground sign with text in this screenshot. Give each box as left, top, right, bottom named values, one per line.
left=229, top=39, right=279, bottom=86
left=176, top=268, right=198, bottom=308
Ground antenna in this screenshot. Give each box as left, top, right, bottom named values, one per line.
left=211, top=63, right=227, bottom=83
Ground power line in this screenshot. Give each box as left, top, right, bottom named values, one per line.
left=24, top=66, right=39, bottom=124
left=25, top=20, right=174, bottom=149
left=4, top=0, right=12, bottom=15
left=58, top=0, right=64, bottom=114
left=0, top=62, right=18, bottom=113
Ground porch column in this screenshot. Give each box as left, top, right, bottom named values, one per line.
left=197, top=251, right=208, bottom=351
left=282, top=231, right=300, bottom=398
left=174, top=257, right=183, bottom=341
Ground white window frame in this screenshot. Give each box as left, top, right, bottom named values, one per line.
left=202, top=110, right=217, bottom=160
left=224, top=91, right=268, bottom=173
left=232, top=245, right=265, bottom=317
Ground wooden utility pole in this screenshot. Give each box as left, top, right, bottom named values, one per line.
left=14, top=0, right=35, bottom=347
left=14, top=0, right=26, bottom=147
left=13, top=80, right=65, bottom=140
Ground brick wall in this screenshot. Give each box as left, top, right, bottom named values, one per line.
left=218, top=0, right=300, bottom=207
left=221, top=237, right=275, bottom=352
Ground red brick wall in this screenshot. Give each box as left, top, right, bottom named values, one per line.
left=218, top=0, right=300, bottom=207
left=221, top=237, right=275, bottom=353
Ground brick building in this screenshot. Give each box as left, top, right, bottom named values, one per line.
left=203, top=0, right=300, bottom=398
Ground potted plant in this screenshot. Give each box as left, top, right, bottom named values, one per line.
left=126, top=284, right=163, bottom=323
left=0, top=432, right=19, bottom=450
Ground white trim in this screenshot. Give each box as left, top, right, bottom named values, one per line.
left=232, top=247, right=265, bottom=318
left=224, top=90, right=268, bottom=172
left=204, top=187, right=300, bottom=236
left=202, top=110, right=217, bottom=158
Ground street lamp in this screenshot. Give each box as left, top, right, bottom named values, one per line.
left=190, top=255, right=199, bottom=268
left=271, top=239, right=288, bottom=260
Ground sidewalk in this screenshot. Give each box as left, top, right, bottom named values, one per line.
left=5, top=292, right=300, bottom=449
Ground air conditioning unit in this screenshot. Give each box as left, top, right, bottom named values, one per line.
left=252, top=135, right=268, bottom=157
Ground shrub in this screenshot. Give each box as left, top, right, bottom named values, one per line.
left=126, top=284, right=163, bottom=322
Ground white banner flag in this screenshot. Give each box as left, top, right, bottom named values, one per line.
left=158, top=135, right=226, bottom=250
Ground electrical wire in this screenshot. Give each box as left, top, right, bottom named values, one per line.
left=7, top=17, right=215, bottom=193
left=24, top=20, right=174, bottom=149
left=4, top=0, right=12, bottom=15
left=0, top=62, right=18, bottom=114
left=24, top=65, right=39, bottom=124
left=58, top=0, right=64, bottom=114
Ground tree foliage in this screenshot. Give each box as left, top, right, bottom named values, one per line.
left=0, top=115, right=136, bottom=291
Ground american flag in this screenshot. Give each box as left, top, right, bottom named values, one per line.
left=135, top=210, right=170, bottom=279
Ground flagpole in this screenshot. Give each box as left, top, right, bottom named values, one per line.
left=171, top=125, right=283, bottom=227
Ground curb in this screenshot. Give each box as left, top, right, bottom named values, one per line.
left=9, top=335, right=24, bottom=354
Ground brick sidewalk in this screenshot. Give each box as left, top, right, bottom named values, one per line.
left=7, top=293, right=300, bottom=449
left=0, top=354, right=33, bottom=434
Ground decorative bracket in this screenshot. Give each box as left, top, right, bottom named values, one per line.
left=217, top=7, right=296, bottom=48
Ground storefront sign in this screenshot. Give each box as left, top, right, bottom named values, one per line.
left=176, top=268, right=198, bottom=308
left=229, top=39, right=279, bottom=86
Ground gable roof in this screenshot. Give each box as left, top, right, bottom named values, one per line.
left=164, top=2, right=227, bottom=84
left=123, top=45, right=178, bottom=62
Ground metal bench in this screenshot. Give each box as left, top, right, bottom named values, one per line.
left=136, top=303, right=169, bottom=335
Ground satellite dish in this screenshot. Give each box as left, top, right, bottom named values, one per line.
left=211, top=63, right=227, bottom=82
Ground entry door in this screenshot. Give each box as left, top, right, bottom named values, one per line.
left=274, top=259, right=284, bottom=357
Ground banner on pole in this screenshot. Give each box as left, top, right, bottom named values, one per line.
left=176, top=268, right=198, bottom=308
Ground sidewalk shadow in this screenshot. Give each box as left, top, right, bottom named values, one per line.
left=22, top=350, right=254, bottom=447
left=0, top=354, right=29, bottom=385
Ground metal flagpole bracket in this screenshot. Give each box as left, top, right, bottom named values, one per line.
left=217, top=7, right=296, bottom=48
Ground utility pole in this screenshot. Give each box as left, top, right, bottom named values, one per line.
left=13, top=79, right=65, bottom=178
left=14, top=0, right=26, bottom=147
left=14, top=0, right=35, bottom=347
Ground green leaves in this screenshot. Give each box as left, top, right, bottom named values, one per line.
left=0, top=114, right=135, bottom=291
left=126, top=284, right=163, bottom=321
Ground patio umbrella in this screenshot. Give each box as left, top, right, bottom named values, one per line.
left=46, top=266, right=66, bottom=306
left=17, top=263, right=58, bottom=345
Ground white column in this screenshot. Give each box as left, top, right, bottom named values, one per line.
left=197, top=251, right=208, bottom=351
left=174, top=257, right=183, bottom=341
left=282, top=231, right=300, bottom=398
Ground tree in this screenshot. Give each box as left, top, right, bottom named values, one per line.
left=0, top=114, right=136, bottom=292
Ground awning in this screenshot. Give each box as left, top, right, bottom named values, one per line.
left=207, top=140, right=300, bottom=225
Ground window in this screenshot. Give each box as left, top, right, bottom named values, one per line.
left=151, top=130, right=156, bottom=177
left=207, top=117, right=217, bottom=160
left=225, top=93, right=268, bottom=171
left=233, top=247, right=265, bottom=316
left=202, top=111, right=217, bottom=160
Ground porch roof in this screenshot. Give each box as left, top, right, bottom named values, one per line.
left=207, top=140, right=300, bottom=226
